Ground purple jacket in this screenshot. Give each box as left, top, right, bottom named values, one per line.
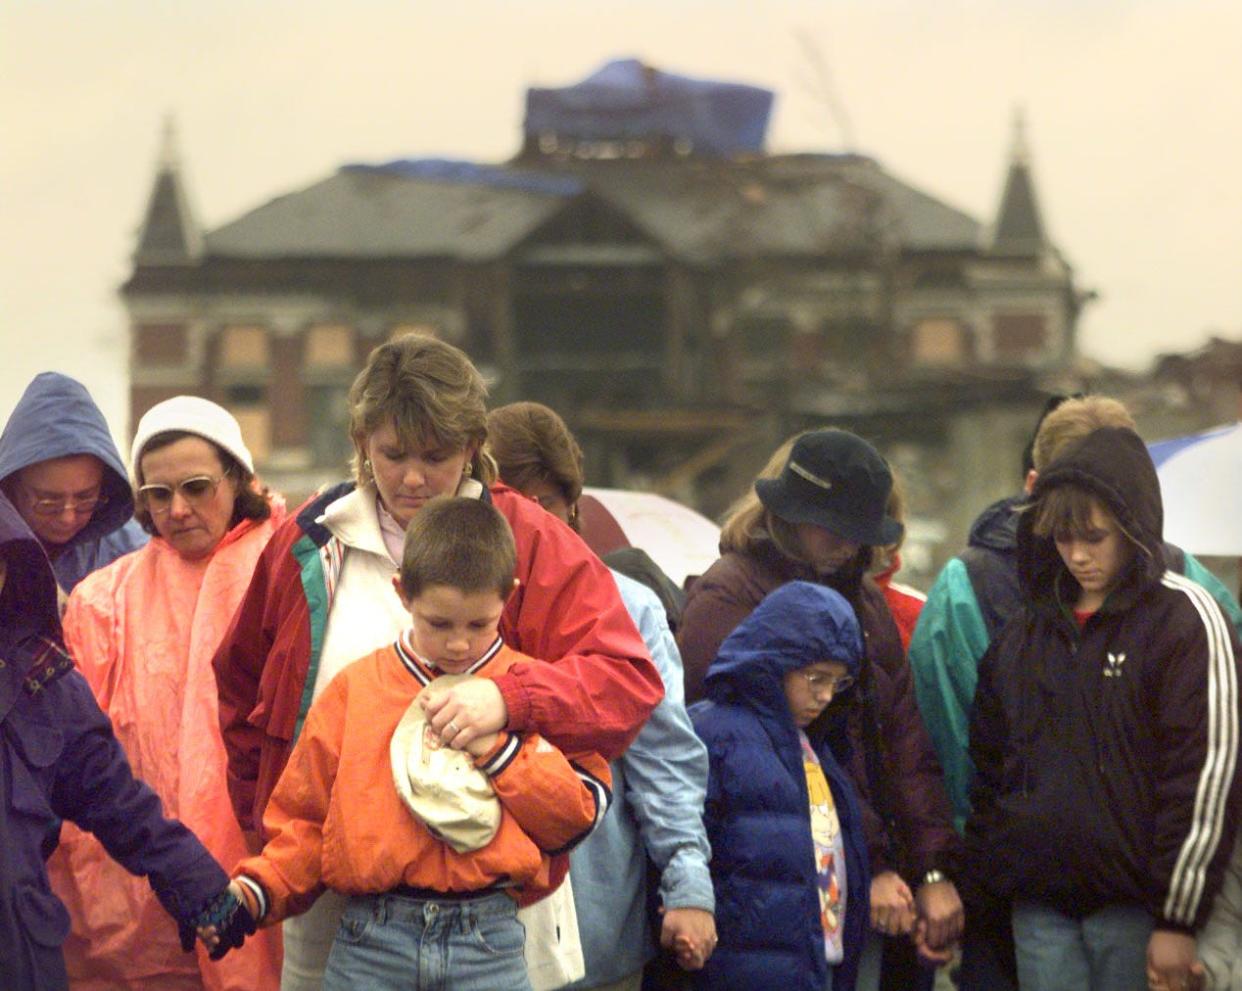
left=0, top=494, right=227, bottom=991
left=679, top=540, right=961, bottom=880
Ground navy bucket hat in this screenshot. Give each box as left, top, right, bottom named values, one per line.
left=755, top=429, right=902, bottom=546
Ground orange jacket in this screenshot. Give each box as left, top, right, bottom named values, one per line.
left=47, top=513, right=285, bottom=991
left=236, top=639, right=611, bottom=924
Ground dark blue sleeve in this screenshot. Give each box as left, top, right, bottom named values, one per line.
left=47, top=671, right=228, bottom=922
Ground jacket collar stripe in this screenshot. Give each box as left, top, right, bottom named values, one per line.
left=394, top=633, right=503, bottom=683
left=1160, top=571, right=1239, bottom=924
left=394, top=633, right=434, bottom=686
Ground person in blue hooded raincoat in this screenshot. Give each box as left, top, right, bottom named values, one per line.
left=690, top=581, right=870, bottom=991
left=0, top=372, right=148, bottom=593
left=0, top=492, right=253, bottom=990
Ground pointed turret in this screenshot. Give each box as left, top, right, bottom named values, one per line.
left=990, top=109, right=1046, bottom=257
left=133, top=116, right=202, bottom=263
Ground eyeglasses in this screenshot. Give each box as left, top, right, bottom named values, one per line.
left=22, top=490, right=107, bottom=518
left=138, top=474, right=227, bottom=515
left=799, top=670, right=855, bottom=696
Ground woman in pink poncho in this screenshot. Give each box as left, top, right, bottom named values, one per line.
left=47, top=397, right=284, bottom=991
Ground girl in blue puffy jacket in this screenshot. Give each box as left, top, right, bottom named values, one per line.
left=690, top=581, right=871, bottom=991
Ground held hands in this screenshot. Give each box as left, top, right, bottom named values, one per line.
left=1146, top=930, right=1205, bottom=991
left=422, top=677, right=508, bottom=751
left=913, top=879, right=964, bottom=960
left=660, top=906, right=717, bottom=971
left=870, top=870, right=917, bottom=937
left=192, top=881, right=258, bottom=960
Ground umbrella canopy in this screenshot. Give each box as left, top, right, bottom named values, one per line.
left=1148, top=422, right=1242, bottom=556
left=577, top=487, right=721, bottom=588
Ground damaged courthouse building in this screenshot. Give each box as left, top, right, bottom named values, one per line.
left=122, top=59, right=1090, bottom=580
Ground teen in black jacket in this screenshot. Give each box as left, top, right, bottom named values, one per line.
left=965, top=426, right=1241, bottom=991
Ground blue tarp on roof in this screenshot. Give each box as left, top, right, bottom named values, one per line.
left=341, top=158, right=584, bottom=197
left=524, top=58, right=774, bottom=156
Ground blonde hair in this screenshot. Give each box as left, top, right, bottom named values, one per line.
left=1032, top=396, right=1136, bottom=472
left=720, top=433, right=811, bottom=562
left=348, top=335, right=496, bottom=486
left=486, top=402, right=584, bottom=510
left=722, top=430, right=901, bottom=565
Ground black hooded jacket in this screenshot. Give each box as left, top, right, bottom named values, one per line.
left=965, top=427, right=1241, bottom=932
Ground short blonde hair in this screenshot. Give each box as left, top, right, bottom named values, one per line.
left=1032, top=396, right=1136, bottom=472
left=348, top=335, right=496, bottom=486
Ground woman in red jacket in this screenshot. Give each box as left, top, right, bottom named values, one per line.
left=212, top=335, right=662, bottom=991
left=678, top=428, right=961, bottom=991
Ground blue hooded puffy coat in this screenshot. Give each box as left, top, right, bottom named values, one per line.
left=691, top=581, right=870, bottom=991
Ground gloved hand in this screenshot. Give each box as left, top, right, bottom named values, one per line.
left=181, top=888, right=257, bottom=959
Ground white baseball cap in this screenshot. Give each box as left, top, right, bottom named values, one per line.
left=389, top=674, right=502, bottom=854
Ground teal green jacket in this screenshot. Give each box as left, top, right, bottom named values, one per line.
left=909, top=497, right=1242, bottom=834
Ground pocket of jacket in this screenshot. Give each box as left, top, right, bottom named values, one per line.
left=17, top=883, right=73, bottom=947
left=7, top=717, right=64, bottom=769
left=7, top=721, right=64, bottom=820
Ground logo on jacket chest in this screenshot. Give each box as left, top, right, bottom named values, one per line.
left=1103, top=651, right=1126, bottom=678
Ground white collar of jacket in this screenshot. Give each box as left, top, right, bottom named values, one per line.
left=318, top=485, right=387, bottom=558
left=316, top=479, right=486, bottom=560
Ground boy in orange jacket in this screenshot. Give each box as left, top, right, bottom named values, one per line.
left=206, top=497, right=611, bottom=991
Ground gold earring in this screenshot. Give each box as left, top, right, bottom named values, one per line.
left=463, top=462, right=473, bottom=478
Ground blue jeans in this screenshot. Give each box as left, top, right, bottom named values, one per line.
left=322, top=890, right=532, bottom=991
left=1012, top=901, right=1152, bottom=991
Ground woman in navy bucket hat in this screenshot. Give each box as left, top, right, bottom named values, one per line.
left=754, top=430, right=904, bottom=547
left=679, top=429, right=963, bottom=991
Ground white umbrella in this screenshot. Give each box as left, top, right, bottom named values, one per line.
left=578, top=487, right=721, bottom=588
left=1149, top=422, right=1242, bottom=556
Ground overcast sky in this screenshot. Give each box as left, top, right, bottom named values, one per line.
left=3, top=0, right=1240, bottom=437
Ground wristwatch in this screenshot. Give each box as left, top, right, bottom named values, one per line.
left=921, top=869, right=948, bottom=887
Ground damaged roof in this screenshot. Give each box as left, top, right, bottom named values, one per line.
left=201, top=153, right=984, bottom=265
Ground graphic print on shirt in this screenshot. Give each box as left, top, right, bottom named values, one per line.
left=801, top=733, right=846, bottom=963
left=1104, top=651, right=1127, bottom=678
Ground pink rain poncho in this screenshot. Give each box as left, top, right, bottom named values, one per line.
left=47, top=508, right=286, bottom=991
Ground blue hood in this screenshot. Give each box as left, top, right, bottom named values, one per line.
left=0, top=372, right=136, bottom=551
left=0, top=492, right=59, bottom=639
left=704, top=581, right=863, bottom=720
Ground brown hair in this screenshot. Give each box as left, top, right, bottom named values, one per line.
left=399, top=496, right=516, bottom=600
left=1031, top=396, right=1136, bottom=472
left=868, top=473, right=908, bottom=575
left=133, top=430, right=271, bottom=535
left=1030, top=485, right=1143, bottom=555
left=348, top=335, right=496, bottom=487
left=486, top=402, right=584, bottom=527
